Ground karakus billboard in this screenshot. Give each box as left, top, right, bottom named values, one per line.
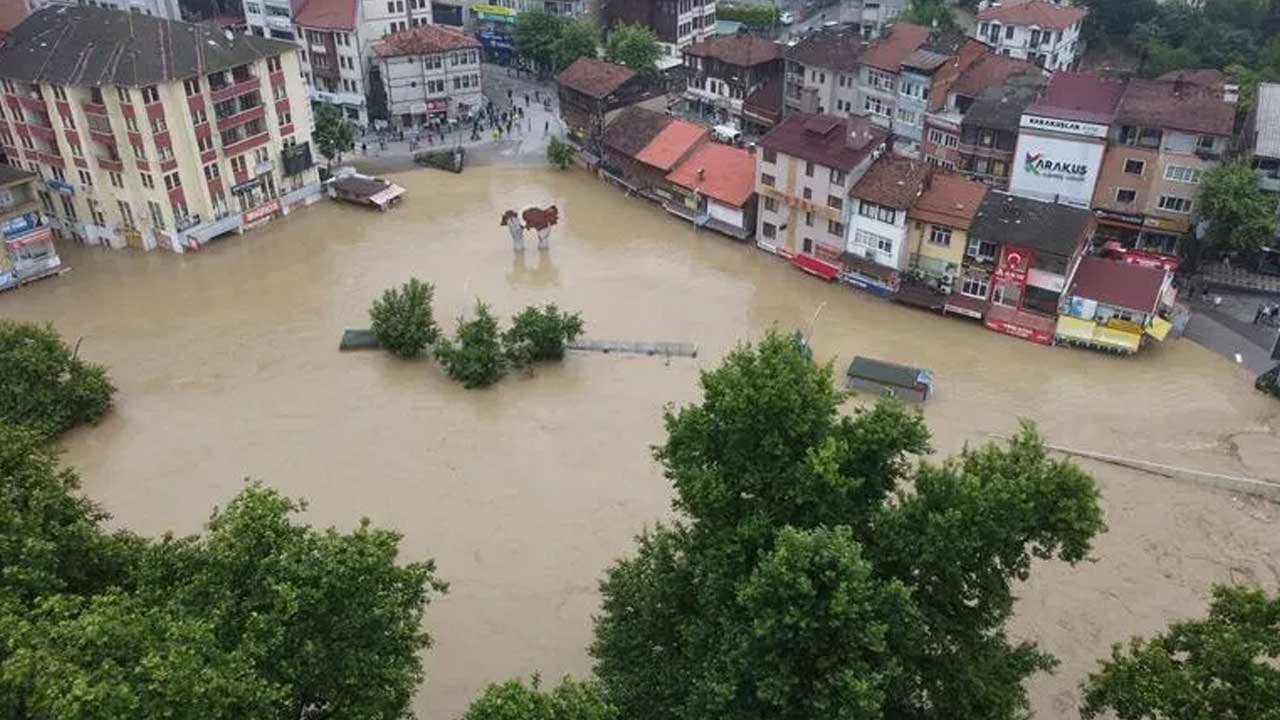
left=1008, top=132, right=1105, bottom=209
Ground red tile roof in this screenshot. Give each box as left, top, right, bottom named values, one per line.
left=1117, top=78, right=1235, bottom=137
left=293, top=0, right=356, bottom=30
left=1026, top=71, right=1125, bottom=124
left=851, top=155, right=931, bottom=208
left=759, top=113, right=888, bottom=171
left=861, top=22, right=930, bottom=72
left=1066, top=255, right=1168, bottom=314
left=683, top=34, right=783, bottom=67
left=666, top=142, right=755, bottom=207
left=557, top=57, right=636, bottom=99
left=373, top=25, right=480, bottom=57
left=634, top=119, right=707, bottom=171
left=908, top=171, right=989, bottom=230
left=977, top=0, right=1087, bottom=31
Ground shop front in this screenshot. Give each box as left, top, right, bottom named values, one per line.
left=1136, top=215, right=1189, bottom=257
left=1093, top=208, right=1144, bottom=247
left=983, top=245, right=1056, bottom=345
left=2, top=216, right=61, bottom=290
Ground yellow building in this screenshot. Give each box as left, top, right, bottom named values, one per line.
left=904, top=171, right=989, bottom=293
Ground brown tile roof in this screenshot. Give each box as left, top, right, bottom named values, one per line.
left=743, top=75, right=783, bottom=125
left=666, top=142, right=756, bottom=207
left=950, top=52, right=1039, bottom=98
left=1026, top=71, right=1126, bottom=124
left=759, top=113, right=888, bottom=171
left=851, top=155, right=931, bottom=208
left=977, top=0, right=1087, bottom=31
left=861, top=22, right=930, bottom=72
left=635, top=119, right=707, bottom=171
left=373, top=25, right=480, bottom=57
left=1116, top=78, right=1235, bottom=137
left=603, top=106, right=673, bottom=158
left=1155, top=68, right=1227, bottom=90
left=783, top=26, right=868, bottom=73
left=683, top=34, right=783, bottom=67
left=293, top=0, right=356, bottom=30
left=1066, top=255, right=1168, bottom=314
left=908, top=171, right=989, bottom=230
left=0, top=0, right=26, bottom=35
left=557, top=57, right=636, bottom=99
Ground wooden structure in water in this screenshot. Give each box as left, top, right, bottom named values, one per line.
left=567, top=339, right=697, bottom=358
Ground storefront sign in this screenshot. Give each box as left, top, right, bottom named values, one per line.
left=478, top=28, right=514, bottom=50
left=1120, top=249, right=1179, bottom=272
left=255, top=160, right=274, bottom=175
left=2, top=213, right=37, bottom=239
left=45, top=179, right=74, bottom=195
left=1009, top=133, right=1105, bottom=208
left=1094, top=208, right=1145, bottom=227
left=1142, top=215, right=1190, bottom=233
left=1020, top=114, right=1109, bottom=139
left=230, top=178, right=261, bottom=195
left=425, top=99, right=448, bottom=112
left=1027, top=268, right=1065, bottom=292
left=984, top=317, right=1054, bottom=345
left=993, top=246, right=1032, bottom=287
left=473, top=3, right=516, bottom=22
left=242, top=198, right=281, bottom=224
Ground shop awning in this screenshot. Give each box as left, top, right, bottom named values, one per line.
left=1095, top=325, right=1142, bottom=352
left=1144, top=316, right=1172, bottom=341
left=1055, top=315, right=1142, bottom=353
left=1055, top=315, right=1096, bottom=342
left=791, top=253, right=839, bottom=281
left=369, top=185, right=406, bottom=208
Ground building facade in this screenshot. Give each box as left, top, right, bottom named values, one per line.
left=838, top=0, right=907, bottom=39
left=682, top=35, right=782, bottom=130
left=854, top=22, right=928, bottom=131
left=0, top=163, right=60, bottom=289
left=920, top=52, right=1040, bottom=170
left=974, top=0, right=1085, bottom=71
left=373, top=25, right=483, bottom=126
left=558, top=57, right=656, bottom=152
left=783, top=27, right=867, bottom=117
left=844, top=154, right=929, bottom=294
left=0, top=7, right=320, bottom=253
left=602, top=0, right=716, bottom=58
left=1251, top=81, right=1280, bottom=244
left=244, top=0, right=300, bottom=41
left=28, top=0, right=181, bottom=19
left=904, top=170, right=988, bottom=293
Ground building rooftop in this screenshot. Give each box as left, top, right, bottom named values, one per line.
left=292, top=0, right=357, bottom=30
left=557, top=57, right=637, bottom=99
left=743, top=75, right=783, bottom=125
left=901, top=48, right=952, bottom=74
left=970, top=191, right=1093, bottom=258
left=962, top=74, right=1045, bottom=132
left=1155, top=68, right=1227, bottom=91
left=1116, top=78, right=1235, bottom=137
left=373, top=25, right=480, bottom=57
left=861, top=22, right=930, bottom=72
left=0, top=0, right=26, bottom=37
left=949, top=52, right=1039, bottom=99
left=602, top=106, right=673, bottom=158
left=0, top=6, right=294, bottom=86
left=1254, top=83, right=1280, bottom=159
left=1025, top=71, right=1126, bottom=124
left=908, top=171, right=990, bottom=230
left=683, top=34, right=783, bottom=67
left=851, top=155, right=931, bottom=208
left=0, top=162, right=37, bottom=187
left=759, top=113, right=888, bottom=172
left=1066, top=255, right=1167, bottom=314
left=784, top=26, right=868, bottom=73
left=634, top=119, right=707, bottom=171
left=977, top=0, right=1087, bottom=31
left=666, top=142, right=755, bottom=207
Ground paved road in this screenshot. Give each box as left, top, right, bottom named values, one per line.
left=1183, top=291, right=1280, bottom=375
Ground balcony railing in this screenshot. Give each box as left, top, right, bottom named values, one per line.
left=209, top=75, right=261, bottom=103
left=81, top=101, right=110, bottom=116
left=215, top=104, right=265, bottom=130
left=223, top=131, right=270, bottom=157
left=96, top=156, right=124, bottom=172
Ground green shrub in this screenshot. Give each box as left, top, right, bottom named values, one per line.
left=436, top=301, right=507, bottom=388
left=503, top=304, right=584, bottom=367
left=370, top=278, right=440, bottom=359
left=547, top=136, right=576, bottom=170
left=0, top=320, right=116, bottom=437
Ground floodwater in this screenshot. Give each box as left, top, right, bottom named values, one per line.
left=3, top=167, right=1278, bottom=719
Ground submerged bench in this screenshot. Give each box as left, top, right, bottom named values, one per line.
left=339, top=329, right=380, bottom=351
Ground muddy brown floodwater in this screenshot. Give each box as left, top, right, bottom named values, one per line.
left=2, top=166, right=1278, bottom=719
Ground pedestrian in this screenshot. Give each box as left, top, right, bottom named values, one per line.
left=1255, top=304, right=1265, bottom=324
left=535, top=89, right=541, bottom=102
left=506, top=119, right=513, bottom=134
left=492, top=128, right=499, bottom=141
left=507, top=89, right=513, bottom=102
left=524, top=93, right=529, bottom=107
left=379, top=139, right=386, bottom=151
left=361, top=142, right=367, bottom=155
left=544, top=119, right=549, bottom=133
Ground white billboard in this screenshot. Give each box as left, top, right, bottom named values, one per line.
left=1008, top=133, right=1105, bottom=208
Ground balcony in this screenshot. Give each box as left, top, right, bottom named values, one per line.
left=26, top=123, right=57, bottom=142
left=81, top=101, right=110, bottom=116
left=223, top=131, right=270, bottom=157
left=38, top=152, right=64, bottom=167
left=209, top=76, right=261, bottom=103
left=96, top=155, right=124, bottom=172
left=307, top=87, right=364, bottom=107
left=15, top=95, right=46, bottom=112
left=215, top=104, right=265, bottom=131
left=956, top=142, right=1013, bottom=160
left=88, top=125, right=115, bottom=144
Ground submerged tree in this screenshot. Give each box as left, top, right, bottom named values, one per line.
left=313, top=103, right=356, bottom=166
left=435, top=301, right=507, bottom=388
left=590, top=331, right=1105, bottom=720
left=463, top=675, right=616, bottom=720
left=370, top=277, right=440, bottom=359
left=503, top=304, right=584, bottom=367
left=0, top=320, right=115, bottom=437
left=547, top=136, right=576, bottom=169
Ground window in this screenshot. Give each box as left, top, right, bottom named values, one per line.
left=109, top=171, right=123, bottom=188
left=59, top=111, right=75, bottom=129
left=1196, top=135, right=1216, bottom=151
left=150, top=115, right=167, bottom=134
left=140, top=172, right=154, bottom=189
left=117, top=86, right=130, bottom=103
left=0, top=79, right=13, bottom=93
left=1116, top=188, right=1137, bottom=204
left=50, top=167, right=66, bottom=182
left=184, top=78, right=201, bottom=96
left=965, top=238, right=998, bottom=261
left=246, top=1, right=260, bottom=11
left=867, top=68, right=895, bottom=92
left=1165, top=165, right=1202, bottom=184
left=763, top=196, right=777, bottom=212
left=804, top=211, right=814, bottom=227
left=928, top=225, right=952, bottom=246
left=117, top=200, right=135, bottom=229
left=230, top=155, right=247, bottom=175
left=59, top=195, right=77, bottom=222
left=204, top=163, right=220, bottom=181
left=805, top=160, right=814, bottom=177
left=273, top=83, right=287, bottom=101
left=148, top=200, right=166, bottom=230
left=124, top=115, right=138, bottom=132
left=197, top=134, right=214, bottom=153
left=762, top=222, right=777, bottom=239
left=1005, top=25, right=1014, bottom=39
left=858, top=201, right=894, bottom=223
left=802, top=187, right=812, bottom=201
left=1123, top=159, right=1144, bottom=175
left=278, top=110, right=292, bottom=126
left=896, top=108, right=917, bottom=126
left=140, top=85, right=159, bottom=104
left=960, top=272, right=989, bottom=299
left=1158, top=194, right=1192, bottom=213
left=78, top=169, right=92, bottom=186
left=761, top=172, right=775, bottom=187
left=191, top=106, right=207, bottom=125
left=830, top=168, right=846, bottom=186
left=132, top=141, right=146, bottom=159
left=827, top=194, right=843, bottom=211
left=68, top=142, right=83, bottom=157
left=88, top=198, right=106, bottom=226
left=802, top=237, right=814, bottom=254
left=854, top=229, right=894, bottom=254
left=267, top=56, right=282, bottom=73
left=52, top=86, right=67, bottom=101
left=928, top=129, right=957, bottom=147
left=828, top=219, right=845, bottom=236
left=864, top=96, right=888, bottom=117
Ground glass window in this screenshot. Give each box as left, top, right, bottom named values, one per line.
left=1123, top=159, right=1144, bottom=175
left=928, top=225, right=951, bottom=246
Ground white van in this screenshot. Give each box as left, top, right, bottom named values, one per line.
left=712, top=125, right=742, bottom=144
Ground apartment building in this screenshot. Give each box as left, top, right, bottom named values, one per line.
left=838, top=0, right=907, bottom=39
left=1091, top=77, right=1235, bottom=256
left=843, top=154, right=930, bottom=293
left=27, top=0, right=181, bottom=19
left=373, top=25, right=483, bottom=125
left=782, top=27, right=868, bottom=117
left=904, top=170, right=989, bottom=294
left=754, top=113, right=887, bottom=271
left=949, top=73, right=1043, bottom=187
left=0, top=163, right=61, bottom=289
left=0, top=6, right=320, bottom=253
left=682, top=34, right=783, bottom=130
left=974, top=0, right=1085, bottom=71
left=602, top=0, right=717, bottom=58
left=244, top=0, right=302, bottom=41
left=920, top=52, right=1039, bottom=169
left=892, top=33, right=968, bottom=157
left=855, top=22, right=928, bottom=130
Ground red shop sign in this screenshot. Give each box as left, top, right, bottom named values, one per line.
left=993, top=245, right=1034, bottom=287
left=242, top=198, right=281, bottom=225
left=984, top=317, right=1054, bottom=345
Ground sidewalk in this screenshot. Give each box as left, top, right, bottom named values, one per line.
left=1182, top=293, right=1280, bottom=375
left=1199, top=261, right=1280, bottom=296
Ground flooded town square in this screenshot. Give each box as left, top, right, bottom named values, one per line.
left=3, top=166, right=1279, bottom=719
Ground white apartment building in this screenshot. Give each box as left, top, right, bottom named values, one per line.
left=974, top=0, right=1085, bottom=71
left=838, top=0, right=906, bottom=39
left=0, top=6, right=321, bottom=253
left=244, top=0, right=301, bottom=41
left=373, top=25, right=483, bottom=125
left=844, top=155, right=929, bottom=289
left=782, top=27, right=867, bottom=117
left=27, top=0, right=181, bottom=20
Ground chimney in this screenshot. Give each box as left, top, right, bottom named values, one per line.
left=697, top=168, right=705, bottom=180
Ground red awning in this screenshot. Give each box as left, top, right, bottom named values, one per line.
left=791, top=252, right=840, bottom=281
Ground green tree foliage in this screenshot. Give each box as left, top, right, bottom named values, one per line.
left=1080, top=584, right=1280, bottom=720
left=590, top=331, right=1105, bottom=720
left=714, top=3, right=780, bottom=30
left=0, top=435, right=447, bottom=720
left=1198, top=161, right=1278, bottom=253
left=603, top=25, right=660, bottom=76
left=503, top=304, right=584, bottom=366
left=902, top=0, right=957, bottom=31
left=554, top=19, right=598, bottom=73
left=435, top=301, right=507, bottom=388
left=463, top=675, right=617, bottom=720
left=366, top=68, right=390, bottom=123
left=313, top=103, right=355, bottom=165
left=0, top=320, right=115, bottom=437
left=516, top=11, right=566, bottom=75
left=547, top=136, right=576, bottom=169
left=370, top=277, right=441, bottom=359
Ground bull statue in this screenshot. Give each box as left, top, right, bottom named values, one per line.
left=500, top=205, right=560, bottom=251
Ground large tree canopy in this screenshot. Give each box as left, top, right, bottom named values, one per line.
left=603, top=25, right=660, bottom=76
left=0, top=320, right=115, bottom=438
left=1198, top=161, right=1279, bottom=254
left=590, top=332, right=1105, bottom=720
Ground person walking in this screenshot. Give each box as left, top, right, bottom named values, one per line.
left=361, top=142, right=367, bottom=155
left=544, top=119, right=549, bottom=133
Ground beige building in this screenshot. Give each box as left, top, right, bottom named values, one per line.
left=904, top=170, right=988, bottom=292
left=373, top=25, right=484, bottom=126
left=0, top=6, right=321, bottom=253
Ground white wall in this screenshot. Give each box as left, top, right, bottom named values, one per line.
left=846, top=201, right=909, bottom=269
left=708, top=199, right=743, bottom=228
left=1009, top=132, right=1105, bottom=208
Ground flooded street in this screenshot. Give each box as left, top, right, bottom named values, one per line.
left=3, top=166, right=1278, bottom=719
